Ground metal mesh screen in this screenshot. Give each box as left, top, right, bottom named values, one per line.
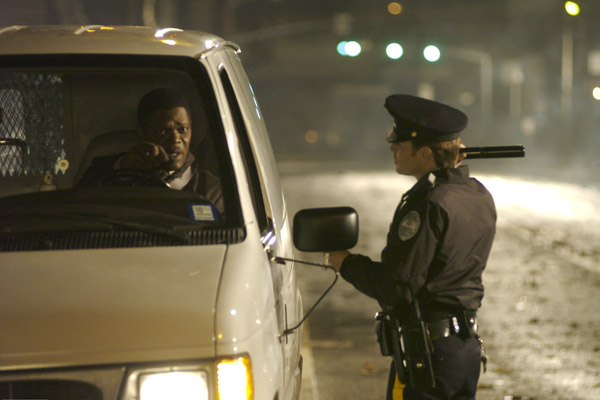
left=0, top=72, right=65, bottom=177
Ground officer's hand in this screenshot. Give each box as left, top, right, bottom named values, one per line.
left=120, top=141, right=170, bottom=171
left=328, top=250, right=350, bottom=272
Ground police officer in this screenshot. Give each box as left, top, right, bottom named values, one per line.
left=328, top=94, right=497, bottom=400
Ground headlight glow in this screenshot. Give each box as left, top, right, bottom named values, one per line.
left=139, top=371, right=208, bottom=400
left=217, top=356, right=253, bottom=400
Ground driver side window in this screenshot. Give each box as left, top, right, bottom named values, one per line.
left=220, top=68, right=271, bottom=233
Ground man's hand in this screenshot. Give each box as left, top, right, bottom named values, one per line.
left=120, top=141, right=170, bottom=172
left=328, top=250, right=350, bottom=272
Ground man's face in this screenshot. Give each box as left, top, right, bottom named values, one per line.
left=388, top=129, right=421, bottom=177
left=142, top=106, right=192, bottom=171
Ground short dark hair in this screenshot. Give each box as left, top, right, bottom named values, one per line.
left=137, top=88, right=191, bottom=129
left=411, top=138, right=462, bottom=169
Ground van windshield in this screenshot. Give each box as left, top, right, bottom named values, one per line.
left=0, top=55, right=243, bottom=251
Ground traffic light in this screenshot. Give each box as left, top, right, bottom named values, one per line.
left=385, top=42, right=404, bottom=60
left=337, top=40, right=362, bottom=57
left=337, top=40, right=443, bottom=62
left=423, top=44, right=441, bottom=62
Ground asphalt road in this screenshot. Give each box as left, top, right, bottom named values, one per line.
left=280, top=161, right=600, bottom=400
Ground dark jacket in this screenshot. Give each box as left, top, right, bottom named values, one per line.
left=340, top=165, right=496, bottom=316
left=79, top=152, right=224, bottom=214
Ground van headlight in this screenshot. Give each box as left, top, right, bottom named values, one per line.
left=139, top=371, right=209, bottom=400
left=217, top=356, right=252, bottom=400
left=124, top=365, right=209, bottom=400
left=122, top=356, right=252, bottom=400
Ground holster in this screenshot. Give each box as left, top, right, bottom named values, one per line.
left=375, top=311, right=436, bottom=390
left=399, top=317, right=436, bottom=390
left=375, top=312, right=394, bottom=357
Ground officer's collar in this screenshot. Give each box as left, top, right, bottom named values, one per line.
left=419, top=165, right=470, bottom=187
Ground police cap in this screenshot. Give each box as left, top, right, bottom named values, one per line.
left=384, top=94, right=468, bottom=143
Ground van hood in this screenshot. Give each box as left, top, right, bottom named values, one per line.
left=0, top=245, right=226, bottom=371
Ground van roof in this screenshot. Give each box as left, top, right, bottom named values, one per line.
left=0, top=25, right=239, bottom=58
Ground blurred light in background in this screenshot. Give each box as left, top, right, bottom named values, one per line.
left=345, top=41, right=362, bottom=57
left=593, top=87, right=600, bottom=100
left=423, top=45, right=441, bottom=62
left=458, top=91, right=476, bottom=107
left=520, top=115, right=537, bottom=136
left=564, top=1, right=581, bottom=16
left=337, top=40, right=362, bottom=57
left=336, top=41, right=348, bottom=56
left=481, top=175, right=598, bottom=223
left=387, top=2, right=403, bottom=15
left=385, top=42, right=404, bottom=59
left=304, top=130, right=319, bottom=144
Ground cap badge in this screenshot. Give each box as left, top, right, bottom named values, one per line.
left=411, top=131, right=418, bottom=137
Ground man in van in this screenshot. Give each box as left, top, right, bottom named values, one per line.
left=80, top=88, right=223, bottom=213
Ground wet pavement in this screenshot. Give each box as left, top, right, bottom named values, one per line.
left=280, top=161, right=600, bottom=400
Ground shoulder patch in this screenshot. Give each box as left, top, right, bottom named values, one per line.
left=398, top=210, right=420, bottom=241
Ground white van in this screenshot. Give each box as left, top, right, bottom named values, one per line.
left=0, top=25, right=305, bottom=400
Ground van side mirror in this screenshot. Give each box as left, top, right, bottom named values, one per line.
left=293, top=207, right=358, bottom=252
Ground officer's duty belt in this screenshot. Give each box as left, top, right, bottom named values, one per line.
left=426, top=312, right=478, bottom=341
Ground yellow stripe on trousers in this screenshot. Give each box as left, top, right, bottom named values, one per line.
left=393, top=375, right=406, bottom=400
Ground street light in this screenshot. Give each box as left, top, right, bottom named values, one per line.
left=562, top=1, right=579, bottom=120
left=565, top=1, right=580, bottom=16
left=387, top=2, right=403, bottom=15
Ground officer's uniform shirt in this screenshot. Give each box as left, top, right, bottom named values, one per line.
left=340, top=165, right=496, bottom=317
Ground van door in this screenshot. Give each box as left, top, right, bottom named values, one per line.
left=216, top=50, right=302, bottom=397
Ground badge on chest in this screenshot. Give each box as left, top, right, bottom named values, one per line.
left=398, top=210, right=421, bottom=241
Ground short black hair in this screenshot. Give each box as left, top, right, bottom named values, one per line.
left=137, top=88, right=191, bottom=129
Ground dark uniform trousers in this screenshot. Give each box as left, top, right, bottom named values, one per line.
left=387, top=335, right=481, bottom=400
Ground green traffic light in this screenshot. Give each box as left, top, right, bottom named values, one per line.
left=345, top=41, right=362, bottom=57
left=337, top=40, right=362, bottom=57
left=385, top=43, right=404, bottom=60
left=423, top=45, right=441, bottom=62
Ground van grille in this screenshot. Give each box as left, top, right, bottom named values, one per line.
left=0, top=366, right=124, bottom=400
left=0, top=379, right=102, bottom=400
left=0, top=227, right=246, bottom=252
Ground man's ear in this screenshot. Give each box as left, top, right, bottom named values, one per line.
left=417, top=145, right=433, bottom=161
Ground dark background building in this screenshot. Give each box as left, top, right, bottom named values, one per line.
left=2, top=0, right=599, bottom=169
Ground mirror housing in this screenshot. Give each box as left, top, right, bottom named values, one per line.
left=293, top=207, right=358, bottom=252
